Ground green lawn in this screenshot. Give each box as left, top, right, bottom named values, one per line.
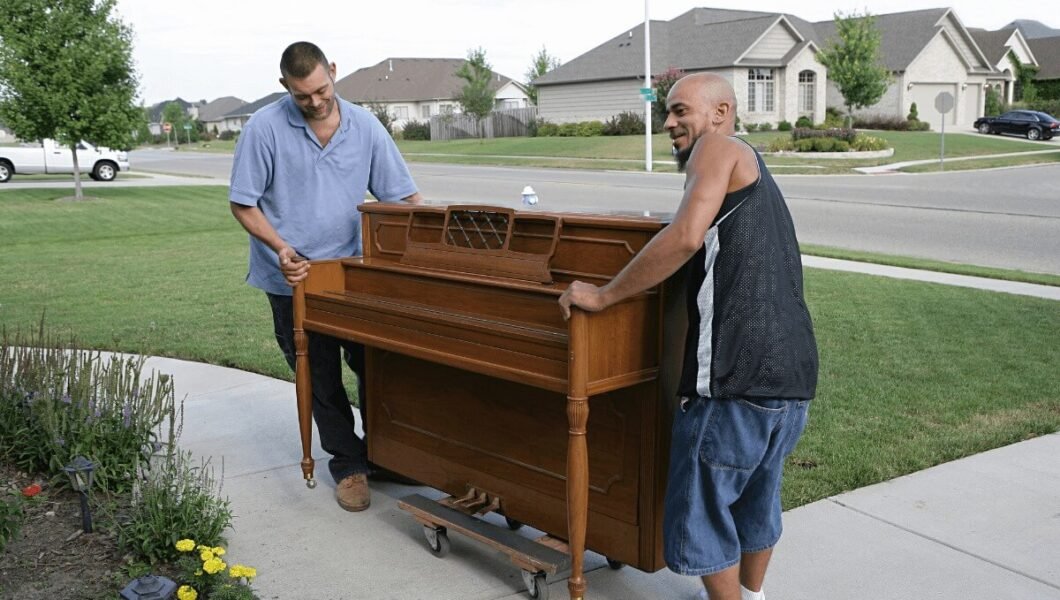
left=1, top=185, right=1057, bottom=508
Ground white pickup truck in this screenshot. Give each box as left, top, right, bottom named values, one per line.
left=0, top=139, right=130, bottom=183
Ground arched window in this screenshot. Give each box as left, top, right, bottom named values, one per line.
left=798, top=70, right=816, bottom=114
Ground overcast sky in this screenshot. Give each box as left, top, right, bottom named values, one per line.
left=115, top=0, right=1052, bottom=107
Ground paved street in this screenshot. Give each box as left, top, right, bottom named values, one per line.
left=9, top=149, right=1059, bottom=276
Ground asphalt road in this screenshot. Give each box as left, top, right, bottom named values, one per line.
left=108, top=150, right=1060, bottom=276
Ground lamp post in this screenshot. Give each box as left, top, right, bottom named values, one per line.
left=62, top=455, right=95, bottom=533
left=119, top=574, right=177, bottom=600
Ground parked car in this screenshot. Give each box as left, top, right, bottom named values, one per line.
left=973, top=110, right=1059, bottom=141
left=0, top=139, right=130, bottom=183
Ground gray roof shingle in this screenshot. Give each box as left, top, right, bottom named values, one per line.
left=197, top=96, right=247, bottom=122
left=333, top=58, right=515, bottom=103
left=814, top=8, right=952, bottom=72
left=223, top=92, right=286, bottom=118
left=534, top=8, right=819, bottom=86
left=968, top=28, right=1019, bottom=66
left=1028, top=36, right=1060, bottom=79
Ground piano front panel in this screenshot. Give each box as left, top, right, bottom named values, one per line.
left=367, top=351, right=655, bottom=567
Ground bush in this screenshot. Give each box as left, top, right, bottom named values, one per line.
left=116, top=448, right=233, bottom=564
left=367, top=102, right=394, bottom=136
left=852, top=115, right=928, bottom=131
left=795, top=116, right=813, bottom=129
left=777, top=120, right=792, bottom=131
left=0, top=330, right=177, bottom=494
left=758, top=122, right=773, bottom=132
left=603, top=111, right=646, bottom=136
left=822, top=107, right=845, bottom=128
left=794, top=137, right=851, bottom=152
left=792, top=127, right=858, bottom=143
left=536, top=121, right=560, bottom=137
left=851, top=134, right=890, bottom=151
left=544, top=120, right=605, bottom=137
left=907, top=102, right=919, bottom=121
left=218, top=130, right=238, bottom=141
left=401, top=120, right=431, bottom=141
left=984, top=87, right=1002, bottom=116
left=766, top=137, right=795, bottom=152
left=744, top=122, right=759, bottom=133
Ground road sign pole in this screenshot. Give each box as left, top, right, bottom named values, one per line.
left=644, top=0, right=652, bottom=173
left=940, top=114, right=945, bottom=171
left=934, top=91, right=955, bottom=172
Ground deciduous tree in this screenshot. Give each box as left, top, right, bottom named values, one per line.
left=818, top=11, right=891, bottom=126
left=524, top=47, right=561, bottom=106
left=0, top=0, right=143, bottom=199
left=455, top=48, right=496, bottom=138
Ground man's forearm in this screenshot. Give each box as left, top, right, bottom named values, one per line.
left=230, top=203, right=287, bottom=254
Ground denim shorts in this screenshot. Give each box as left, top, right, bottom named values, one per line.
left=663, top=396, right=810, bottom=576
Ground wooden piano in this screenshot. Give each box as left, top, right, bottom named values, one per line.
left=293, top=203, right=686, bottom=600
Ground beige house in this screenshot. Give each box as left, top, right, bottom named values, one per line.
left=334, top=58, right=529, bottom=131
left=534, top=8, right=827, bottom=128
left=198, top=96, right=248, bottom=135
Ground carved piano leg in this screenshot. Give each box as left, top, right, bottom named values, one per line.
left=566, top=310, right=589, bottom=600
left=294, top=285, right=316, bottom=489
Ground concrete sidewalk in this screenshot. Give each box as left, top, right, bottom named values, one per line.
left=147, top=258, right=1060, bottom=600
left=158, top=355, right=1059, bottom=600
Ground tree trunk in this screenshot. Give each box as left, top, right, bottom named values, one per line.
left=70, top=142, right=84, bottom=200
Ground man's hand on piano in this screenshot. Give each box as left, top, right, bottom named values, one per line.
left=558, top=280, right=608, bottom=320
left=278, top=246, right=311, bottom=287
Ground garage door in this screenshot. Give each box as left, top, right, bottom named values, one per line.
left=909, top=83, right=958, bottom=129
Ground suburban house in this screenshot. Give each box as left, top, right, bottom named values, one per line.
left=218, top=92, right=287, bottom=134
left=533, top=8, right=827, bottom=128
left=197, top=96, right=247, bottom=135
left=334, top=58, right=529, bottom=131
left=536, top=7, right=1037, bottom=130
left=968, top=27, right=1038, bottom=105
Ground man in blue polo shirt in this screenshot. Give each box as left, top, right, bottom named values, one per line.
left=229, top=41, right=422, bottom=513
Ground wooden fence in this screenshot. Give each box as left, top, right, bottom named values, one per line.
left=430, top=107, right=538, bottom=141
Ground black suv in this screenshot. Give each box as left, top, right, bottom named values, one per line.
left=974, top=110, right=1058, bottom=141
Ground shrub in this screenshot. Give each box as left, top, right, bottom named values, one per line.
left=603, top=111, right=645, bottom=136
left=851, top=134, right=890, bottom=151
left=218, top=130, right=238, bottom=141
left=536, top=121, right=561, bottom=137
left=777, top=120, right=792, bottom=131
left=0, top=330, right=178, bottom=494
left=758, top=122, right=773, bottom=132
left=822, top=107, right=845, bottom=128
left=909, top=119, right=931, bottom=131
left=794, top=137, right=851, bottom=152
left=907, top=102, right=919, bottom=121
left=367, top=102, right=394, bottom=136
left=792, top=127, right=858, bottom=143
left=766, top=137, right=795, bottom=152
left=401, top=120, right=431, bottom=141
left=984, top=87, right=1002, bottom=116
left=744, top=122, right=759, bottom=133
left=795, top=116, right=813, bottom=129
left=116, top=448, right=233, bottom=564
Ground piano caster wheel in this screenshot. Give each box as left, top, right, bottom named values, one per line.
left=505, top=516, right=524, bottom=531
left=522, top=570, right=549, bottom=600
left=305, top=478, right=316, bottom=489
left=606, top=557, right=624, bottom=570
left=423, top=525, right=450, bottom=558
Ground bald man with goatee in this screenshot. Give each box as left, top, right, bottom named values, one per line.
left=560, top=73, right=818, bottom=600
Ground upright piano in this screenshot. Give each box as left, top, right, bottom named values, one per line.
left=293, top=203, right=686, bottom=599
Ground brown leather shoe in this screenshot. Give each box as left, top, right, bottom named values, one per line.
left=336, top=473, right=370, bottom=512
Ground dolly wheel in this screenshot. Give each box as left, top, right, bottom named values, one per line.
left=522, top=570, right=549, bottom=600
left=423, top=525, right=450, bottom=558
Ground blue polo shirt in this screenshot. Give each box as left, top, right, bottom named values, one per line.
left=229, top=94, right=418, bottom=295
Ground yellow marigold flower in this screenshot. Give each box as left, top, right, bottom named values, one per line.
left=199, top=549, right=215, bottom=562
left=203, top=557, right=227, bottom=575
left=229, top=565, right=243, bottom=578
left=211, top=546, right=226, bottom=556
left=242, top=566, right=257, bottom=579
left=177, top=585, right=198, bottom=600
left=175, top=539, right=196, bottom=552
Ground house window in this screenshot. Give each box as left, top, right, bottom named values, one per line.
left=392, top=106, right=409, bottom=120
left=421, top=105, right=431, bottom=119
left=798, top=70, right=815, bottom=114
left=439, top=103, right=455, bottom=114
left=747, top=68, right=775, bottom=113
left=497, top=99, right=521, bottom=110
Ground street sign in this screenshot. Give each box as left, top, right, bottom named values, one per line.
left=183, top=123, right=192, bottom=130
left=934, top=92, right=954, bottom=114
left=162, top=122, right=172, bottom=133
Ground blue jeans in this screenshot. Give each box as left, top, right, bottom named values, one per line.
left=663, top=396, right=810, bottom=576
left=267, top=293, right=368, bottom=483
